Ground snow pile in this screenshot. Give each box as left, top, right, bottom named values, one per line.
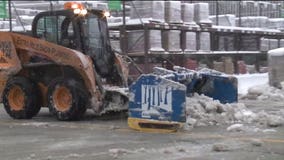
left=185, top=93, right=284, bottom=130
left=240, top=84, right=284, bottom=101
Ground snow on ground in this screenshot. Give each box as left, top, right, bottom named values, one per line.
left=233, top=72, right=284, bottom=100
left=183, top=72, right=284, bottom=132
left=234, top=73, right=269, bottom=95
left=241, top=84, right=284, bottom=101
left=177, top=72, right=283, bottom=132
left=184, top=93, right=284, bottom=131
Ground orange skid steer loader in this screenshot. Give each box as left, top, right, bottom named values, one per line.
left=0, top=2, right=129, bottom=120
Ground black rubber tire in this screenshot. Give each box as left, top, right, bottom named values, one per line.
left=47, top=78, right=87, bottom=121
left=2, top=77, right=41, bottom=119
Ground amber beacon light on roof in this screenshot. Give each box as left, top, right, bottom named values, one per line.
left=64, top=2, right=88, bottom=16
left=63, top=1, right=110, bottom=17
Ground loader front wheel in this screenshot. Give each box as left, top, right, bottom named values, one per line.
left=48, top=78, right=87, bottom=121
left=2, top=77, right=41, bottom=119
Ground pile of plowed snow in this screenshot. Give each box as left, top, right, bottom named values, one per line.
left=185, top=93, right=284, bottom=130
left=240, top=84, right=284, bottom=101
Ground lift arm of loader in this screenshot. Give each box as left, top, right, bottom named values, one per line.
left=0, top=32, right=102, bottom=108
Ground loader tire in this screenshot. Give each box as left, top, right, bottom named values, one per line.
left=47, top=78, right=87, bottom=121
left=2, top=77, right=41, bottom=119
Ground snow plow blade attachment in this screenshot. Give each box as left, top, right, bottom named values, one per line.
left=152, top=66, right=238, bottom=104
left=186, top=71, right=238, bottom=104
left=128, top=74, right=187, bottom=132
left=128, top=66, right=238, bottom=132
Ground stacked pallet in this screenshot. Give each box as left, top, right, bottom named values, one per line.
left=260, top=38, right=280, bottom=51
left=219, top=1, right=240, bottom=16
left=181, top=3, right=196, bottom=25
left=126, top=30, right=164, bottom=53
left=194, top=3, right=212, bottom=25
left=130, top=1, right=165, bottom=23
left=162, top=30, right=182, bottom=53
left=236, top=16, right=268, bottom=28
left=218, top=35, right=234, bottom=51
left=267, top=18, right=284, bottom=30
left=280, top=39, right=284, bottom=48
left=116, top=1, right=283, bottom=56
left=260, top=38, right=270, bottom=51
left=210, top=14, right=236, bottom=26
left=241, top=1, right=258, bottom=17
left=183, top=32, right=197, bottom=52
left=198, top=32, right=211, bottom=51
left=165, top=1, right=182, bottom=24
left=125, top=31, right=143, bottom=53
left=240, top=35, right=259, bottom=51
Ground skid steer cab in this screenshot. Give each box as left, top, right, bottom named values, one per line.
left=0, top=2, right=129, bottom=121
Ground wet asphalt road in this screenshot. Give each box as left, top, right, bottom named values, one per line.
left=0, top=101, right=283, bottom=160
